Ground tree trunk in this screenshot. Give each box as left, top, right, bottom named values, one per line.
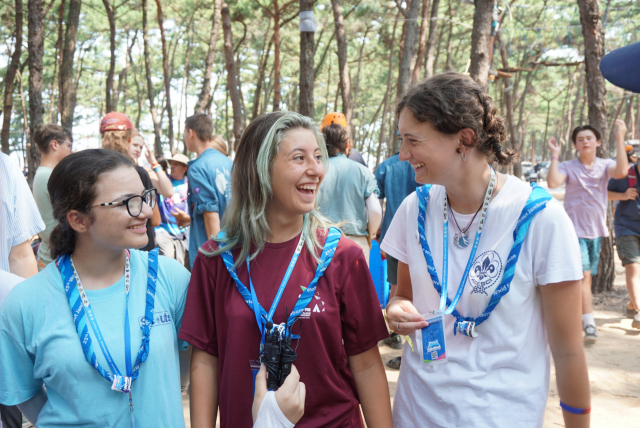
left=118, top=30, right=138, bottom=114
left=578, top=0, right=608, bottom=154
left=424, top=0, right=440, bottom=78
left=376, top=13, right=399, bottom=168
left=498, top=31, right=517, bottom=160
left=351, top=26, right=369, bottom=129
left=252, top=32, right=273, bottom=119
left=1, top=0, right=23, bottom=155
left=299, top=0, right=315, bottom=119
left=102, top=0, right=116, bottom=113
left=60, top=0, right=81, bottom=130
left=412, top=0, right=430, bottom=85
left=49, top=0, right=64, bottom=124
left=142, top=0, right=162, bottom=156
left=468, top=0, right=493, bottom=88
left=330, top=0, right=352, bottom=127
left=221, top=2, right=244, bottom=148
left=565, top=66, right=584, bottom=153
left=194, top=0, right=222, bottom=114
left=444, top=0, right=454, bottom=71
left=27, top=0, right=44, bottom=186
left=396, top=0, right=420, bottom=100
left=272, top=0, right=282, bottom=111
left=154, top=0, right=174, bottom=153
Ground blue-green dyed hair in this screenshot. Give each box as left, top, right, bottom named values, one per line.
left=200, top=111, right=331, bottom=267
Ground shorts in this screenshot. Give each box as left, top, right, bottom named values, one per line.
left=579, top=237, right=602, bottom=275
left=387, top=255, right=399, bottom=285
left=616, top=234, right=640, bottom=266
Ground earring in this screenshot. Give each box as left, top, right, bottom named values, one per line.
left=461, top=151, right=466, bottom=162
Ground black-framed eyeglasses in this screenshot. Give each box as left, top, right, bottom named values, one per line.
left=90, top=188, right=157, bottom=217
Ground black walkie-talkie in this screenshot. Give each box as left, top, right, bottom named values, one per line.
left=278, top=306, right=297, bottom=387
left=263, top=321, right=281, bottom=390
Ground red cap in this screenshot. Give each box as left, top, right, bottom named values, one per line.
left=100, top=112, right=133, bottom=133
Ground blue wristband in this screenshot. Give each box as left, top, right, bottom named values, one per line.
left=560, top=401, right=591, bottom=415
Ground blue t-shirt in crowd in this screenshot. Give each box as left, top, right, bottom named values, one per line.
left=608, top=163, right=640, bottom=237
left=187, top=148, right=232, bottom=267
left=374, top=153, right=419, bottom=241
left=156, top=175, right=189, bottom=239
left=0, top=250, right=190, bottom=428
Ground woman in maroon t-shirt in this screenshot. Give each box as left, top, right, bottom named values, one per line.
left=178, top=112, right=392, bottom=428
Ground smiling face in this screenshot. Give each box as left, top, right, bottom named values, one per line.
left=574, top=129, right=601, bottom=157
left=269, top=128, right=325, bottom=220
left=81, top=166, right=152, bottom=250
left=129, top=137, right=144, bottom=160
left=397, top=108, right=463, bottom=185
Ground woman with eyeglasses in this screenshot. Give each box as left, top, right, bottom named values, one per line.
left=0, top=149, right=191, bottom=427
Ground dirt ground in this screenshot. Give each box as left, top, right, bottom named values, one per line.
left=182, top=252, right=640, bottom=428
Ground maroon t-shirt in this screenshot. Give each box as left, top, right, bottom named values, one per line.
left=178, top=231, right=388, bottom=428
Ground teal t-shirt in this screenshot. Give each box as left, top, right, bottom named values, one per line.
left=318, top=154, right=379, bottom=236
left=0, top=250, right=190, bottom=427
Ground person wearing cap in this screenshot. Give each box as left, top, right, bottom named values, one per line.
left=182, top=114, right=232, bottom=269
left=155, top=153, right=190, bottom=267
left=547, top=119, right=629, bottom=343
left=608, top=144, right=640, bottom=329
left=317, top=113, right=382, bottom=263
left=100, top=112, right=160, bottom=252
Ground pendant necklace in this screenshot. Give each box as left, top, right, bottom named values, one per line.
left=447, top=197, right=483, bottom=249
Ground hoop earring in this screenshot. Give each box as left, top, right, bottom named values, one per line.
left=461, top=151, right=466, bottom=162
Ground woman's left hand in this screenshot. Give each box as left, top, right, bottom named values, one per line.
left=144, top=142, right=158, bottom=166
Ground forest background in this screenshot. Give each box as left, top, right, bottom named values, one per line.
left=0, top=0, right=639, bottom=288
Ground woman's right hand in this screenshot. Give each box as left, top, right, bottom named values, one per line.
left=386, top=298, right=428, bottom=336
left=547, top=137, right=561, bottom=158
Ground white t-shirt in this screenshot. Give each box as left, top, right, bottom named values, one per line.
left=0, top=269, right=23, bottom=307
left=253, top=391, right=295, bottom=428
left=381, top=175, right=582, bottom=428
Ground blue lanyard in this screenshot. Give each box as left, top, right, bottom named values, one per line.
left=221, top=227, right=342, bottom=347
left=429, top=168, right=496, bottom=315
left=57, top=248, right=158, bottom=394
left=417, top=181, right=552, bottom=337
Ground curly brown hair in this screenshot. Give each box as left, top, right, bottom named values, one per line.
left=33, top=124, right=72, bottom=154
left=322, top=124, right=349, bottom=157
left=396, top=72, right=517, bottom=166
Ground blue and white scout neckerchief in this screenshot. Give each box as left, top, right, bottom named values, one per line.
left=417, top=177, right=552, bottom=337
left=57, top=248, right=158, bottom=423
left=221, top=227, right=341, bottom=349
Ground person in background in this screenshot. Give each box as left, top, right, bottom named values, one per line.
left=608, top=144, right=640, bottom=329
left=100, top=112, right=160, bottom=252
left=209, top=135, right=228, bottom=156
left=547, top=119, right=629, bottom=343
left=182, top=114, right=232, bottom=268
left=375, top=132, right=420, bottom=363
left=347, top=140, right=367, bottom=167
left=32, top=124, right=73, bottom=269
left=317, top=114, right=382, bottom=263
left=155, top=154, right=190, bottom=267
left=0, top=152, right=45, bottom=428
left=129, top=131, right=174, bottom=199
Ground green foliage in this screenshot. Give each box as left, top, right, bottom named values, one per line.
left=1, top=0, right=640, bottom=163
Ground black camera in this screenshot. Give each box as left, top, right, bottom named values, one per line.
left=261, top=321, right=298, bottom=389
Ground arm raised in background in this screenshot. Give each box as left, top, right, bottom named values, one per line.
left=365, top=193, right=382, bottom=240
left=608, top=119, right=629, bottom=179
left=546, top=137, right=567, bottom=188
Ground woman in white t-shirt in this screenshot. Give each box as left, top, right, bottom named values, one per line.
left=382, top=72, right=590, bottom=428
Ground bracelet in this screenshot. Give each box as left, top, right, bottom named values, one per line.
left=551, top=156, right=559, bottom=161
left=560, top=401, right=591, bottom=415
left=153, top=166, right=162, bottom=172
left=151, top=163, right=160, bottom=169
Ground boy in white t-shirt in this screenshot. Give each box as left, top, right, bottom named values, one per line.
left=547, top=119, right=629, bottom=342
